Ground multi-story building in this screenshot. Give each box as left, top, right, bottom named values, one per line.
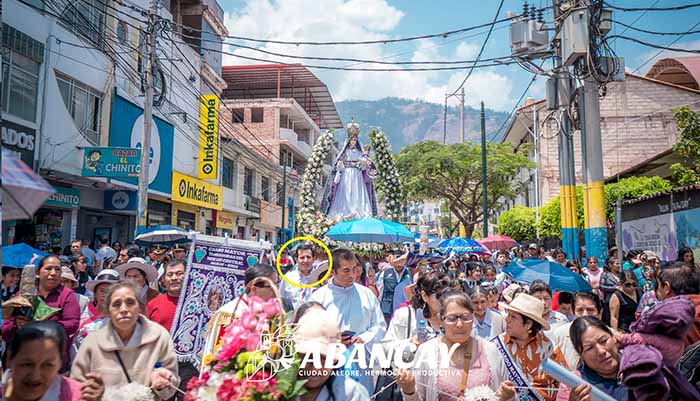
left=219, top=64, right=343, bottom=243
left=500, top=68, right=700, bottom=215
left=2, top=0, right=230, bottom=247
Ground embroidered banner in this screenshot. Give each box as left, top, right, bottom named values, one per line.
left=170, top=236, right=265, bottom=363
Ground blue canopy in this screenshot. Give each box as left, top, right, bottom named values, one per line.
left=135, top=225, right=190, bottom=246
left=2, top=243, right=49, bottom=268
left=325, top=217, right=414, bottom=243
left=436, top=237, right=490, bottom=254
left=503, top=259, right=592, bottom=292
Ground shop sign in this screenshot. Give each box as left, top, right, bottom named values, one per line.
left=2, top=121, right=36, bottom=166
left=81, top=147, right=141, bottom=178
left=215, top=210, right=234, bottom=228
left=104, top=190, right=137, bottom=211
left=198, top=95, right=219, bottom=179
left=45, top=186, right=80, bottom=209
left=109, top=94, right=174, bottom=194
left=172, top=171, right=223, bottom=210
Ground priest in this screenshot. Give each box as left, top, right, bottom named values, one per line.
left=310, top=248, right=387, bottom=394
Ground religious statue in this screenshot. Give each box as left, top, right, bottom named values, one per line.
left=321, top=119, right=378, bottom=219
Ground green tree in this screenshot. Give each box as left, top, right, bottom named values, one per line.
left=396, top=140, right=534, bottom=238
left=498, top=206, right=536, bottom=241
left=537, top=176, right=672, bottom=238
left=670, top=107, right=700, bottom=185
left=439, top=201, right=459, bottom=238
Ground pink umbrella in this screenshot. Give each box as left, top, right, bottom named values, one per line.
left=479, top=235, right=517, bottom=251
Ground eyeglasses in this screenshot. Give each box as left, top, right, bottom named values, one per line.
left=623, top=282, right=637, bottom=288
left=443, top=313, right=474, bottom=325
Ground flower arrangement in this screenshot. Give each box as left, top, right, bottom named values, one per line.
left=186, top=297, right=306, bottom=401
left=463, top=386, right=498, bottom=401
left=369, top=130, right=404, bottom=221
left=296, top=130, right=335, bottom=236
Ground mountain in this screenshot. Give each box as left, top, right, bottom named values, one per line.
left=335, top=97, right=511, bottom=152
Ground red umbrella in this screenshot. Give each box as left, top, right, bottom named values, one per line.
left=479, top=235, right=517, bottom=251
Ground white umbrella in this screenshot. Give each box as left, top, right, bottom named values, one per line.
left=2, top=149, right=55, bottom=220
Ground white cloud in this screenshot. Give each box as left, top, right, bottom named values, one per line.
left=223, top=0, right=516, bottom=110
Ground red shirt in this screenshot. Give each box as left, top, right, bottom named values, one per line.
left=146, top=293, right=179, bottom=332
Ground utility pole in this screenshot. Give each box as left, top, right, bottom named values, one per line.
left=280, top=151, right=288, bottom=243
left=460, top=87, right=465, bottom=143
left=136, top=1, right=158, bottom=235
left=443, top=96, right=448, bottom=144
left=582, top=76, right=608, bottom=263
left=533, top=108, right=540, bottom=240
left=481, top=102, right=488, bottom=238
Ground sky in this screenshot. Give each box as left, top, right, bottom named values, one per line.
left=220, top=0, right=700, bottom=112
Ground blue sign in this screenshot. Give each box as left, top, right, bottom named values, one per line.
left=104, top=190, right=137, bottom=211
left=82, top=147, right=141, bottom=177
left=109, top=95, right=174, bottom=194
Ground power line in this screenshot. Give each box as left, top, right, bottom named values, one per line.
left=603, top=1, right=700, bottom=11
left=167, top=8, right=549, bottom=47
left=176, top=30, right=516, bottom=66
left=630, top=20, right=700, bottom=73
left=448, top=0, right=505, bottom=96
left=490, top=71, right=540, bottom=144
left=606, top=18, right=700, bottom=36
left=608, top=34, right=700, bottom=55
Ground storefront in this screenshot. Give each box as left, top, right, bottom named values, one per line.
left=214, top=210, right=234, bottom=237
left=171, top=171, right=223, bottom=232
left=6, top=185, right=80, bottom=250
left=148, top=199, right=172, bottom=227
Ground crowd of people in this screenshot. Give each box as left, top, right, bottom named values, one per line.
left=1, top=236, right=699, bottom=401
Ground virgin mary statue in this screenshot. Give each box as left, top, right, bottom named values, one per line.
left=321, top=120, right=378, bottom=219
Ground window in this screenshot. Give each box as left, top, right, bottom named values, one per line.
left=277, top=182, right=283, bottom=206
left=232, top=108, right=244, bottom=123
left=261, top=176, right=270, bottom=202
left=222, top=157, right=236, bottom=189
left=244, top=167, right=254, bottom=196
left=55, top=71, right=103, bottom=144
left=1, top=48, right=40, bottom=122
left=57, top=0, right=106, bottom=47
left=251, top=108, right=264, bottom=123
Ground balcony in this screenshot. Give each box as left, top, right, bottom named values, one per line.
left=279, top=128, right=311, bottom=159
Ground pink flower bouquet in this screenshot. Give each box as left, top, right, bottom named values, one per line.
left=186, top=296, right=306, bottom=401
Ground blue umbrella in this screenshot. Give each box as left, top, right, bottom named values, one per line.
left=2, top=243, right=49, bottom=268
left=503, top=259, right=592, bottom=292
left=135, top=225, right=191, bottom=246
left=436, top=237, right=490, bottom=254
left=325, top=217, right=414, bottom=243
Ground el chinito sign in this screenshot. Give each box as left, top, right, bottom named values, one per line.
left=81, top=147, right=141, bottom=178
left=198, top=95, right=219, bottom=179
left=172, top=171, right=223, bottom=210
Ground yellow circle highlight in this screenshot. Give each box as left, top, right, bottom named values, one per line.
left=276, top=236, right=333, bottom=289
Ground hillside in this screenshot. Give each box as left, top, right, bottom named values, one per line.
left=335, top=97, right=510, bottom=152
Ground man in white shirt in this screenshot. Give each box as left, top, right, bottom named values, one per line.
left=311, top=248, right=387, bottom=395
left=529, top=280, right=569, bottom=330
left=549, top=291, right=602, bottom=371
left=279, top=243, right=318, bottom=310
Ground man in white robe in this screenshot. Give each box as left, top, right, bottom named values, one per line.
left=310, top=248, right=387, bottom=395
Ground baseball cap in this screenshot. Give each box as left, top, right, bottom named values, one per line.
left=528, top=243, right=538, bottom=250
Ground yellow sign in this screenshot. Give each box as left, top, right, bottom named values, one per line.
left=216, top=210, right=234, bottom=228
left=198, top=94, right=219, bottom=179
left=172, top=171, right=223, bottom=210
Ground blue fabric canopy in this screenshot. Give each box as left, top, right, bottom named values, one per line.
left=2, top=243, right=48, bottom=268
left=325, top=217, right=414, bottom=243
left=436, top=237, right=490, bottom=254
left=503, top=259, right=592, bottom=292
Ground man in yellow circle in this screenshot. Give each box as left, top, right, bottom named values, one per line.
left=279, top=242, right=320, bottom=310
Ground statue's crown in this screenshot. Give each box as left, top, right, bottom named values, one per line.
left=347, top=118, right=360, bottom=139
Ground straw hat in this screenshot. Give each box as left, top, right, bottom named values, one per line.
left=117, top=259, right=159, bottom=283
left=293, top=309, right=341, bottom=356
left=499, top=293, right=550, bottom=331
left=60, top=266, right=78, bottom=283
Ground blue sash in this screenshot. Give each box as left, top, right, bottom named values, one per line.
left=492, top=336, right=545, bottom=401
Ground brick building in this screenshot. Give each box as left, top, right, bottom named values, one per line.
left=502, top=67, right=700, bottom=210
left=218, top=64, right=343, bottom=242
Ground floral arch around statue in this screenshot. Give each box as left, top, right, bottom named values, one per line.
left=295, top=120, right=404, bottom=256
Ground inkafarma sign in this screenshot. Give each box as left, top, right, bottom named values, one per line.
left=172, top=171, right=223, bottom=210
left=198, top=95, right=219, bottom=179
